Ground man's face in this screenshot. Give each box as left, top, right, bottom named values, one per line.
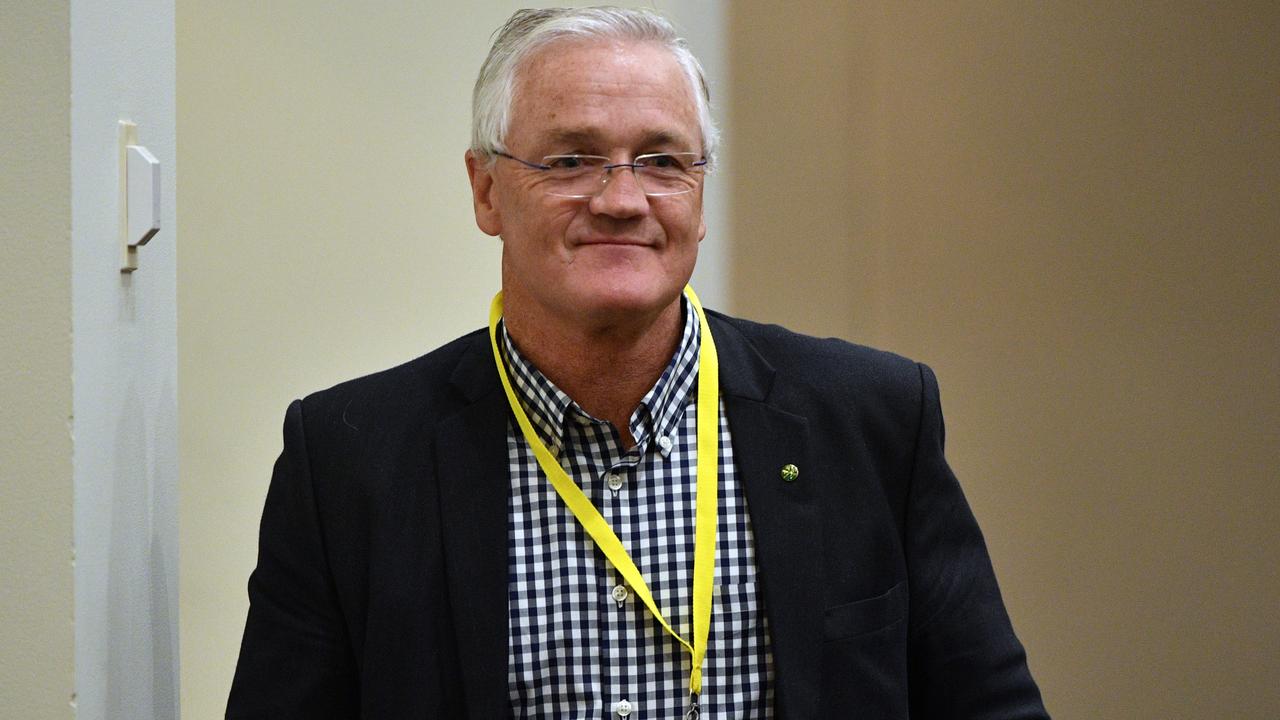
left=468, top=39, right=706, bottom=329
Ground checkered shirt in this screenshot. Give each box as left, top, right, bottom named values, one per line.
left=502, top=299, right=775, bottom=719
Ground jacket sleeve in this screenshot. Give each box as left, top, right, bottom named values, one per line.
left=905, top=363, right=1050, bottom=719
left=226, top=399, right=359, bottom=719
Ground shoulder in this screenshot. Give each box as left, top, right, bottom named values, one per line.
left=291, top=328, right=493, bottom=439
left=706, top=310, right=930, bottom=409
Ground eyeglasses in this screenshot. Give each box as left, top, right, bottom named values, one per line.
left=495, top=152, right=707, bottom=198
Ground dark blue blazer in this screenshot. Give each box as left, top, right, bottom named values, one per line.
left=227, top=311, right=1049, bottom=719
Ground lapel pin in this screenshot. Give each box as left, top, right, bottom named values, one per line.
left=780, top=463, right=799, bottom=482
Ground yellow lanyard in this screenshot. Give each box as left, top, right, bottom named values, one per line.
left=488, top=286, right=719, bottom=714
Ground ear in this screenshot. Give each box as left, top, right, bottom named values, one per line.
left=465, top=150, right=503, bottom=237
left=698, top=215, right=706, bottom=242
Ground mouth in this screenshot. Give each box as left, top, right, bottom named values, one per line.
left=575, top=236, right=653, bottom=247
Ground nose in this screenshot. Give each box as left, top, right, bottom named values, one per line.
left=589, top=164, right=649, bottom=218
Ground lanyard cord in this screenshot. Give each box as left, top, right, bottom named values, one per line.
left=488, top=286, right=720, bottom=699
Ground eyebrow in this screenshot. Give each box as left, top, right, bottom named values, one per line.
left=540, top=128, right=697, bottom=153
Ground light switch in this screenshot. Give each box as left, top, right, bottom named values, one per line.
left=119, top=120, right=161, bottom=273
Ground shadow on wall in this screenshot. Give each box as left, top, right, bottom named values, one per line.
left=105, top=382, right=178, bottom=718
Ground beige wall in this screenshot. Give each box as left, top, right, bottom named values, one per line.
left=178, top=4, right=498, bottom=715
left=0, top=0, right=74, bottom=717
left=729, top=2, right=1279, bottom=717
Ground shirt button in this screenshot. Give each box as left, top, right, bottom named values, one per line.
left=614, top=699, right=633, bottom=717
left=611, top=584, right=629, bottom=603
left=657, top=435, right=673, bottom=454
left=606, top=472, right=624, bottom=491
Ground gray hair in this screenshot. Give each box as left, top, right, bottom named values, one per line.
left=471, top=6, right=719, bottom=165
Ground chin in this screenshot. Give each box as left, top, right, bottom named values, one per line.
left=570, top=279, right=684, bottom=323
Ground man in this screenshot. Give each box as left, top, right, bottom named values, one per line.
left=228, top=7, right=1048, bottom=719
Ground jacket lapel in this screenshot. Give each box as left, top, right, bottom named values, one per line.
left=711, top=315, right=822, bottom=719
left=435, top=336, right=512, bottom=719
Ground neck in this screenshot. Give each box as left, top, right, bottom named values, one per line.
left=502, top=291, right=684, bottom=449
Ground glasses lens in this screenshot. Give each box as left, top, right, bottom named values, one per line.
left=635, top=153, right=703, bottom=196
left=541, top=153, right=705, bottom=198
left=543, top=155, right=607, bottom=197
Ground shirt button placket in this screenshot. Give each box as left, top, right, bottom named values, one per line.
left=601, top=458, right=630, bottom=715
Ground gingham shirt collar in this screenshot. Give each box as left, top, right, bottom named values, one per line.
left=499, top=297, right=700, bottom=458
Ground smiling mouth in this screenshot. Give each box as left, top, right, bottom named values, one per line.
left=577, top=237, right=651, bottom=247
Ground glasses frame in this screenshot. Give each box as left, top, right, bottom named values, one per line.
left=494, top=151, right=708, bottom=198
